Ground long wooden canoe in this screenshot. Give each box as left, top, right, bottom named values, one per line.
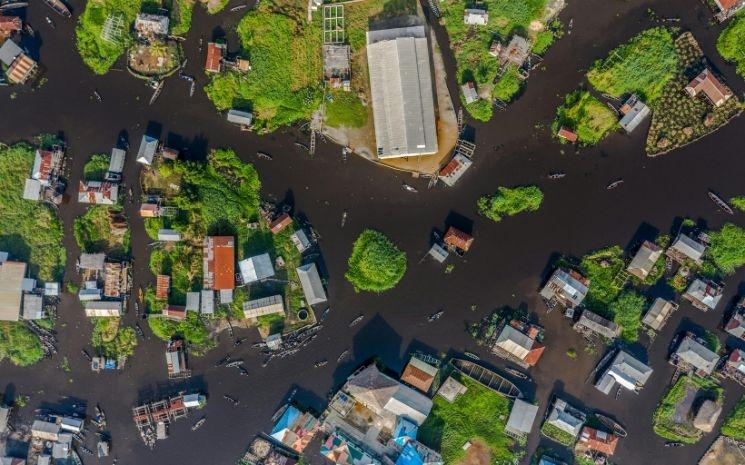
left=451, top=358, right=522, bottom=399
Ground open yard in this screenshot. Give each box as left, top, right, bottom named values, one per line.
left=553, top=91, right=618, bottom=145
left=205, top=0, right=323, bottom=131
left=652, top=376, right=723, bottom=444
left=419, top=373, right=517, bottom=465
left=127, top=40, right=181, bottom=77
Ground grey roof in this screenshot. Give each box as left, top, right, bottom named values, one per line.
left=642, top=298, right=677, bottom=330
left=546, top=399, right=584, bottom=438
left=0, top=260, right=26, bottom=321
left=627, top=241, right=662, bottom=279
left=428, top=243, right=449, bottom=263
left=200, top=289, right=214, bottom=314
left=725, top=307, right=745, bottom=339
left=505, top=399, right=539, bottom=435
left=461, top=82, right=479, bottom=104
left=0, top=406, right=9, bottom=433
left=136, top=135, right=158, bottom=165
left=157, top=229, right=181, bottom=242
left=243, top=294, right=285, bottom=319
left=23, top=178, right=42, bottom=201
left=595, top=350, right=653, bottom=394
left=502, top=35, right=530, bottom=66
left=108, top=148, right=126, bottom=174
left=540, top=268, right=588, bottom=307
left=185, top=292, right=200, bottom=311
left=0, top=39, right=22, bottom=66
left=575, top=310, right=620, bottom=339
left=670, top=233, right=706, bottom=262
left=495, top=325, right=534, bottom=359
left=619, top=95, right=650, bottom=133
left=31, top=420, right=61, bottom=436
left=291, top=229, right=311, bottom=252
left=674, top=336, right=719, bottom=375
left=296, top=262, right=327, bottom=305
left=227, top=109, right=253, bottom=126
left=323, top=44, right=351, bottom=72
left=239, top=253, right=275, bottom=283
left=438, top=152, right=473, bottom=187
left=684, top=279, right=723, bottom=310
left=366, top=26, right=438, bottom=159
left=78, top=253, right=106, bottom=270
left=21, top=293, right=44, bottom=320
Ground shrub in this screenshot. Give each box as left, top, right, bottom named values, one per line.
left=464, top=99, right=493, bottom=122
left=346, top=230, right=406, bottom=292
left=91, top=318, right=138, bottom=358
left=0, top=322, right=44, bottom=366
left=609, top=291, right=646, bottom=343
left=553, top=91, right=618, bottom=145
left=492, top=65, right=522, bottom=102
left=730, top=196, right=745, bottom=213
left=83, top=154, right=110, bottom=181
left=708, top=223, right=745, bottom=273
left=717, top=13, right=745, bottom=79
left=721, top=396, right=745, bottom=441
left=477, top=186, right=543, bottom=222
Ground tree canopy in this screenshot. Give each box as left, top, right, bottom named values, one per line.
left=709, top=223, right=745, bottom=274
left=346, top=230, right=407, bottom=292
left=477, top=186, right=543, bottom=222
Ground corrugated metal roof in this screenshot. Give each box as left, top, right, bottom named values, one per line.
left=239, top=253, right=275, bottom=284
left=296, top=262, right=327, bottom=305
left=0, top=260, right=26, bottom=321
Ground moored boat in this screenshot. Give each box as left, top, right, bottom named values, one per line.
left=191, top=417, right=206, bottom=431
left=708, top=190, right=734, bottom=215
left=606, top=179, right=624, bottom=190
left=451, top=358, right=522, bottom=398
left=0, top=2, right=29, bottom=12
left=504, top=367, right=529, bottom=380
left=547, top=172, right=566, bottom=179
left=43, top=0, right=71, bottom=18
left=594, top=413, right=627, bottom=437
left=348, top=315, right=364, bottom=327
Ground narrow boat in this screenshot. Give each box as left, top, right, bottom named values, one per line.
left=24, top=24, right=35, bottom=37
left=135, top=324, right=144, bottom=338
left=337, top=350, right=349, bottom=362
left=294, top=142, right=309, bottom=151
left=594, top=413, right=627, bottom=438
left=231, top=4, right=247, bottom=11
left=547, top=172, right=566, bottom=179
left=79, top=446, right=94, bottom=456
left=402, top=183, right=418, bottom=193
left=256, top=151, right=273, bottom=160
left=463, top=351, right=480, bottom=361
left=320, top=307, right=330, bottom=322
left=451, top=358, right=522, bottom=398
left=81, top=349, right=91, bottom=361
left=348, top=315, right=364, bottom=327
left=606, top=179, right=624, bottom=190
left=225, top=360, right=244, bottom=368
left=340, top=210, right=347, bottom=228
left=43, top=0, right=71, bottom=18
left=664, top=442, right=683, bottom=448
left=427, top=310, right=444, bottom=322
left=45, top=17, right=55, bottom=28
left=223, top=395, right=240, bottom=406
left=708, top=191, right=734, bottom=215
left=191, top=417, right=206, bottom=431
left=314, top=360, right=328, bottom=368
left=149, top=80, right=164, bottom=105
left=0, top=2, right=29, bottom=12
left=93, top=90, right=102, bottom=102
left=504, top=367, right=529, bottom=380
left=215, top=354, right=231, bottom=367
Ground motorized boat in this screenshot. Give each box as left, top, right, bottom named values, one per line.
left=314, top=360, right=328, bottom=368
left=225, top=360, right=244, bottom=368
left=348, top=315, right=364, bottom=327
left=135, top=324, right=144, bottom=338
left=231, top=4, right=247, bottom=11
left=256, top=151, right=273, bottom=160
left=340, top=210, right=347, bottom=228
left=93, top=90, right=102, bottom=102
left=81, top=349, right=92, bottom=361
left=606, top=179, right=624, bottom=190
left=547, top=172, right=566, bottom=179
left=191, top=417, right=206, bottom=431
left=43, top=0, right=71, bottom=18
left=427, top=310, right=444, bottom=322
left=402, top=183, right=418, bottom=193
left=79, top=446, right=94, bottom=456
left=215, top=354, right=231, bottom=367
left=708, top=190, right=734, bottom=215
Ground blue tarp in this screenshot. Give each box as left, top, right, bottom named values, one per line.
left=396, top=443, right=423, bottom=465
left=104, top=359, right=117, bottom=369
left=393, top=417, right=418, bottom=446
left=271, top=405, right=300, bottom=440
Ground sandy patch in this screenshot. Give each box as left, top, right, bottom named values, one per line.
left=457, top=440, right=491, bottom=465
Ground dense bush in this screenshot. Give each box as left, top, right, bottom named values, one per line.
left=76, top=0, right=141, bottom=74
left=477, top=186, right=543, bottom=222
left=721, top=396, right=745, bottom=441
left=553, top=91, right=618, bottom=145
left=492, top=65, right=522, bottom=103
left=346, top=230, right=406, bottom=292
left=609, top=291, right=646, bottom=342
left=708, top=223, right=745, bottom=273
left=0, top=322, right=44, bottom=366
left=83, top=154, right=110, bottom=181
left=717, top=13, right=745, bottom=79
left=91, top=318, right=138, bottom=358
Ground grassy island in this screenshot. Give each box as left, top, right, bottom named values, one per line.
left=205, top=0, right=323, bottom=131
left=652, top=376, right=723, bottom=444
left=477, top=185, right=543, bottom=222
left=91, top=317, right=138, bottom=359
left=438, top=0, right=563, bottom=120
left=717, top=13, right=745, bottom=80
left=419, top=373, right=517, bottom=464
left=552, top=91, right=617, bottom=145
left=76, top=0, right=142, bottom=75
left=0, top=140, right=66, bottom=367
left=345, top=230, right=406, bottom=293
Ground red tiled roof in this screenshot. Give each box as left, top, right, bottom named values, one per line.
left=205, top=43, right=223, bottom=72
left=578, top=427, right=618, bottom=455
left=523, top=345, right=545, bottom=366
left=558, top=127, right=578, bottom=142
left=716, top=0, right=742, bottom=11
left=204, top=236, right=235, bottom=290
left=0, top=16, right=22, bottom=33
left=401, top=363, right=435, bottom=393
left=35, top=150, right=54, bottom=182
left=270, top=213, right=293, bottom=234
left=439, top=157, right=463, bottom=177
left=444, top=226, right=474, bottom=252
left=156, top=275, right=170, bottom=300
left=686, top=69, right=733, bottom=106
left=163, top=305, right=186, bottom=320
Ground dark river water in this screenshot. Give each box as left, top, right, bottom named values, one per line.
left=1, top=0, right=744, bottom=464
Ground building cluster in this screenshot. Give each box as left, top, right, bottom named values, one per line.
left=0, top=31, right=38, bottom=86
left=22, top=146, right=66, bottom=204
left=0, top=252, right=58, bottom=323
left=427, top=225, right=474, bottom=263
left=203, top=40, right=253, bottom=128
left=132, top=393, right=206, bottom=448
left=710, top=0, right=745, bottom=21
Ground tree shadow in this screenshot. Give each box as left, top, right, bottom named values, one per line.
left=0, top=235, right=34, bottom=276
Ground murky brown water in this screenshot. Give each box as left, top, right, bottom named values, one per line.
left=1, top=0, right=744, bottom=464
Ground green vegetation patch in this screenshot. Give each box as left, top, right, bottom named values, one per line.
left=586, top=27, right=678, bottom=102
left=74, top=205, right=130, bottom=259
left=419, top=374, right=516, bottom=464
left=608, top=290, right=646, bottom=343
left=477, top=185, right=543, bottom=222
left=730, top=196, right=745, bottom=213
left=169, top=0, right=230, bottom=35
left=76, top=0, right=142, bottom=75
left=83, top=154, right=110, bottom=181
left=717, top=13, right=745, bottom=79
left=708, top=223, right=745, bottom=274
left=578, top=246, right=625, bottom=316
left=492, top=65, right=522, bottom=103
left=345, top=230, right=406, bottom=293
left=540, top=422, right=576, bottom=446
left=721, top=396, right=745, bottom=441
left=0, top=142, right=66, bottom=281
left=325, top=91, right=368, bottom=128
left=0, top=322, right=44, bottom=367
left=552, top=91, right=617, bottom=145
left=652, top=376, right=723, bottom=443
left=148, top=311, right=214, bottom=354
left=91, top=317, right=138, bottom=359
left=205, top=0, right=323, bottom=131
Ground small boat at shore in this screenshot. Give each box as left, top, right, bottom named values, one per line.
left=402, top=183, right=418, bottom=193
left=594, top=413, right=627, bottom=438
left=0, top=2, right=28, bottom=12
left=708, top=191, right=734, bottom=215
left=504, top=367, right=529, bottom=380
left=547, top=172, right=566, bottom=179
left=664, top=442, right=683, bottom=448
left=606, top=179, right=624, bottom=190
left=191, top=417, right=206, bottom=431
left=257, top=151, right=273, bottom=160
left=225, top=360, right=244, bottom=368
left=314, top=360, right=328, bottom=368
left=337, top=350, right=349, bottom=363
left=43, top=0, right=71, bottom=18
left=451, top=358, right=522, bottom=398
